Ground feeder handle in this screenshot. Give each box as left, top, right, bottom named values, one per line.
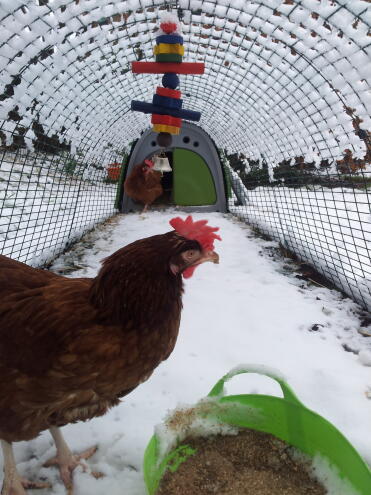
left=207, top=366, right=304, bottom=407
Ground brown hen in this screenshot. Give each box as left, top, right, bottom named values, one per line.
left=123, top=161, right=163, bottom=212
left=0, top=216, right=220, bottom=494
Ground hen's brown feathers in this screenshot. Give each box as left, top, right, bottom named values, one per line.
left=123, top=163, right=163, bottom=206
left=0, top=233, right=199, bottom=442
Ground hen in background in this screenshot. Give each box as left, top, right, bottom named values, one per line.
left=0, top=215, right=221, bottom=495
left=124, top=159, right=163, bottom=212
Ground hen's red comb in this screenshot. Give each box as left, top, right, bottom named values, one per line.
left=144, top=159, right=154, bottom=168
left=169, top=215, right=221, bottom=251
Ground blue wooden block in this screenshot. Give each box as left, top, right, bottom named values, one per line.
left=153, top=94, right=183, bottom=109
left=131, top=100, right=201, bottom=121
left=156, top=34, right=183, bottom=45
left=162, top=73, right=179, bottom=89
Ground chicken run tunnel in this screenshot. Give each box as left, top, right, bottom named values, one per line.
left=0, top=0, right=370, bottom=316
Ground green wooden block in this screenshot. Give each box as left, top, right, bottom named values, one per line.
left=155, top=53, right=183, bottom=63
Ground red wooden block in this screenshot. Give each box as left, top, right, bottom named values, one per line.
left=156, top=87, right=181, bottom=98
left=132, top=62, right=205, bottom=75
left=151, top=114, right=182, bottom=127
left=160, top=22, right=177, bottom=34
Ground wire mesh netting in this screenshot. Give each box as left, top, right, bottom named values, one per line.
left=0, top=1, right=370, bottom=307
left=223, top=152, right=371, bottom=311
left=0, top=145, right=122, bottom=265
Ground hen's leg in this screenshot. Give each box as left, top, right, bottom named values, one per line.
left=1, top=440, right=50, bottom=495
left=45, top=427, right=97, bottom=491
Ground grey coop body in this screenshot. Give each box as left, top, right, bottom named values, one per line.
left=121, top=123, right=228, bottom=213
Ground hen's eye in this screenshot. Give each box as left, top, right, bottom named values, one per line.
left=185, top=250, right=197, bottom=259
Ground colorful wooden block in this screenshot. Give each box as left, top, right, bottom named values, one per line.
left=162, top=73, right=179, bottom=89
left=132, top=62, right=205, bottom=75
left=153, top=94, right=183, bottom=109
left=160, top=22, right=178, bottom=34
left=151, top=114, right=182, bottom=127
left=154, top=43, right=184, bottom=55
left=156, top=34, right=183, bottom=45
left=156, top=86, right=181, bottom=98
left=155, top=53, right=183, bottom=63
left=131, top=101, right=201, bottom=121
left=153, top=123, right=181, bottom=135
left=130, top=12, right=204, bottom=137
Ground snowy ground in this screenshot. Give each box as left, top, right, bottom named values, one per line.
left=228, top=168, right=371, bottom=311
left=6, top=210, right=371, bottom=495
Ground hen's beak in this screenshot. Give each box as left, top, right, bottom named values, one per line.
left=200, top=250, right=219, bottom=264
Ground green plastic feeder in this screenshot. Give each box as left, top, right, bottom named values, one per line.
left=143, top=366, right=371, bottom=494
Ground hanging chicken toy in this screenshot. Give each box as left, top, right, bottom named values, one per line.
left=131, top=11, right=205, bottom=169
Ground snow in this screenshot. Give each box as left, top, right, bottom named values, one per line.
left=0, top=1, right=370, bottom=168
left=223, top=363, right=287, bottom=384
left=154, top=398, right=239, bottom=462
left=0, top=152, right=117, bottom=265
left=300, top=453, right=360, bottom=495
left=227, top=171, right=371, bottom=312
left=5, top=210, right=370, bottom=494
left=358, top=349, right=371, bottom=367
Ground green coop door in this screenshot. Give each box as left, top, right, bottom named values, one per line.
left=173, top=148, right=217, bottom=206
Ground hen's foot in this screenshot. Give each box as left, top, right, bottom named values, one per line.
left=44, top=446, right=97, bottom=488
left=1, top=440, right=51, bottom=495
left=21, top=479, right=51, bottom=490
left=1, top=477, right=51, bottom=495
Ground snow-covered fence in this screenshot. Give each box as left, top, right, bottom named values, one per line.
left=0, top=142, right=118, bottom=266
left=227, top=165, right=371, bottom=312
left=1, top=1, right=370, bottom=172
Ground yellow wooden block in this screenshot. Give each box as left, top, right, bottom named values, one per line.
left=153, top=123, right=181, bottom=135
left=153, top=43, right=185, bottom=56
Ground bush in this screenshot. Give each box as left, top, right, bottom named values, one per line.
left=223, top=151, right=270, bottom=189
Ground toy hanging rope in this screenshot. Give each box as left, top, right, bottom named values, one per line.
left=131, top=12, right=205, bottom=148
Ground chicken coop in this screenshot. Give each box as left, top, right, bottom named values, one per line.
left=0, top=0, right=370, bottom=313
left=120, top=122, right=228, bottom=212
